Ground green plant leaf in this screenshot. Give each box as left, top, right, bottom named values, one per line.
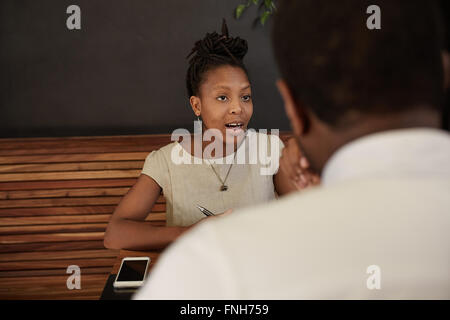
left=260, top=10, right=271, bottom=25
left=236, top=4, right=247, bottom=19
left=264, top=0, right=272, bottom=10
left=252, top=0, right=260, bottom=5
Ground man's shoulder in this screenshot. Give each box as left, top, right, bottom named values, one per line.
left=207, top=176, right=450, bottom=239
left=152, top=177, right=450, bottom=299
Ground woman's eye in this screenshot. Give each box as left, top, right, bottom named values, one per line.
left=217, top=96, right=227, bottom=101
left=242, top=95, right=251, bottom=102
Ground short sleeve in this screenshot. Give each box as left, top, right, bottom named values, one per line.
left=277, top=135, right=286, bottom=154
left=141, top=150, right=169, bottom=190
left=257, top=132, right=286, bottom=176
left=262, top=132, right=285, bottom=153
left=272, top=134, right=285, bottom=175
left=268, top=133, right=285, bottom=159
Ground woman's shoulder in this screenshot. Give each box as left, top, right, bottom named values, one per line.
left=144, top=141, right=179, bottom=162
left=159, top=141, right=180, bottom=154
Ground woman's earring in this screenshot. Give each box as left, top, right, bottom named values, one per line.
left=194, top=114, right=202, bottom=133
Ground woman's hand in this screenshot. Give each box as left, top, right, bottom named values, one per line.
left=279, top=138, right=320, bottom=190
left=189, top=208, right=234, bottom=229
left=208, top=208, right=234, bottom=219
left=218, top=208, right=233, bottom=216
left=201, top=208, right=234, bottom=222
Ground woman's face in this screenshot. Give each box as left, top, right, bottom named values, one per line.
left=191, top=65, right=253, bottom=146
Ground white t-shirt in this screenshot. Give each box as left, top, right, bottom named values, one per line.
left=141, top=130, right=285, bottom=226
left=134, top=128, right=450, bottom=299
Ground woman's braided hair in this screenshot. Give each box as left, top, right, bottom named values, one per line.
left=186, top=19, right=249, bottom=97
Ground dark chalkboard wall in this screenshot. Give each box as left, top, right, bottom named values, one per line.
left=0, top=0, right=289, bottom=138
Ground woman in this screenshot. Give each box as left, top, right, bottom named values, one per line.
left=104, top=20, right=313, bottom=251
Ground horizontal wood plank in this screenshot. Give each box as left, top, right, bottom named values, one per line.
left=0, top=206, right=116, bottom=217
left=0, top=267, right=112, bottom=278
left=0, top=222, right=165, bottom=245
left=0, top=274, right=109, bottom=299
left=0, top=179, right=137, bottom=191
left=0, top=170, right=141, bottom=182
left=0, top=161, right=144, bottom=174
left=0, top=218, right=165, bottom=234
left=0, top=249, right=119, bottom=262
left=0, top=214, right=112, bottom=226
left=0, top=202, right=165, bottom=217
left=0, top=134, right=172, bottom=150
left=0, top=153, right=148, bottom=165
left=0, top=145, right=167, bottom=156
left=0, top=197, right=124, bottom=208
left=0, top=232, right=106, bottom=244
left=0, top=223, right=108, bottom=236
left=0, top=197, right=165, bottom=209
left=0, top=213, right=166, bottom=226
left=0, top=240, right=107, bottom=253
left=0, top=187, right=131, bottom=200
left=0, top=258, right=117, bottom=271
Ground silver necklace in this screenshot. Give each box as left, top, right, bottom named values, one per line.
left=205, top=152, right=237, bottom=191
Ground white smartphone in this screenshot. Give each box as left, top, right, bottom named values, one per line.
left=113, top=257, right=151, bottom=289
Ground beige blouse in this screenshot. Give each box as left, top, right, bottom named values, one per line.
left=141, top=130, right=285, bottom=226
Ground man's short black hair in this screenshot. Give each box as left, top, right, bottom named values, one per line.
left=272, top=0, right=444, bottom=128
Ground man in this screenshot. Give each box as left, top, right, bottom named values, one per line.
left=134, top=0, right=450, bottom=299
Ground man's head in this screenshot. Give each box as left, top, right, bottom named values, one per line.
left=272, top=0, right=444, bottom=173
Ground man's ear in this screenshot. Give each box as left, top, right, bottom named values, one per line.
left=276, top=79, right=309, bottom=136
left=190, top=96, right=201, bottom=116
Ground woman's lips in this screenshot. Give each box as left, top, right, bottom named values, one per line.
left=225, top=122, right=244, bottom=128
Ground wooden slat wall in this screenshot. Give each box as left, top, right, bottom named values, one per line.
left=0, top=132, right=292, bottom=300
left=0, top=134, right=171, bottom=300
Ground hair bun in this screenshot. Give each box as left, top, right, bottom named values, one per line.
left=187, top=19, right=248, bottom=63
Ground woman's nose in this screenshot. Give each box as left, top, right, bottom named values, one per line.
left=229, top=103, right=242, bottom=114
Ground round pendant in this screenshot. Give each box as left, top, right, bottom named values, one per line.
left=220, top=185, right=228, bottom=191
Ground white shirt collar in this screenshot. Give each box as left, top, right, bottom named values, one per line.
left=321, top=128, right=450, bottom=186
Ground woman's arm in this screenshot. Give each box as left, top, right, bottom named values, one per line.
left=274, top=137, right=320, bottom=196
left=103, top=174, right=193, bottom=250
left=274, top=163, right=298, bottom=196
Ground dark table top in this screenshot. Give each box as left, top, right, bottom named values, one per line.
left=100, top=249, right=162, bottom=300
